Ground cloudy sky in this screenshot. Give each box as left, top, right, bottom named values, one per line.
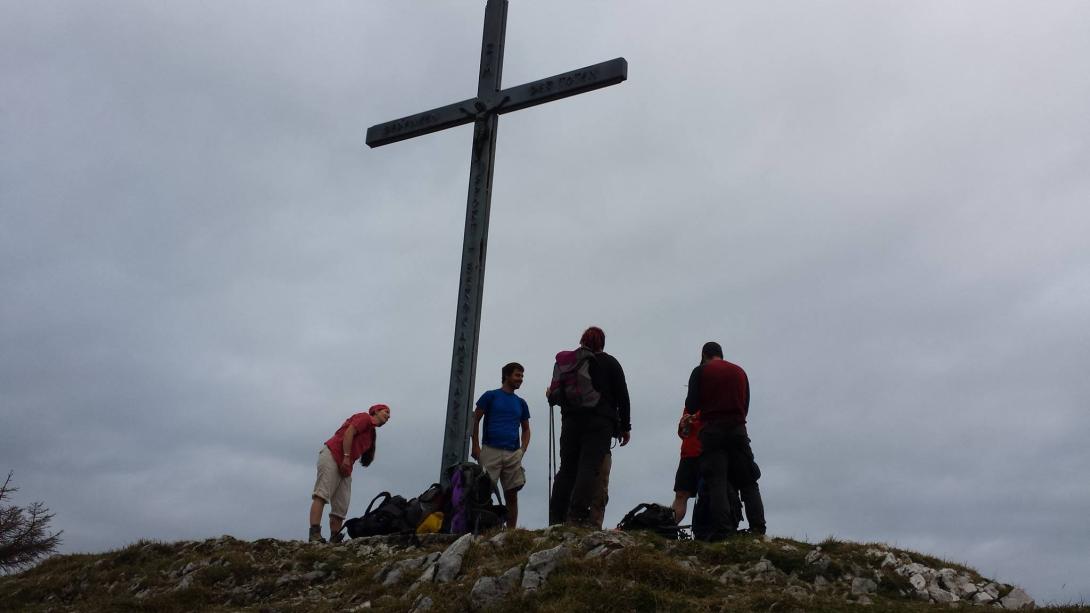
left=3, top=0, right=1088, bottom=603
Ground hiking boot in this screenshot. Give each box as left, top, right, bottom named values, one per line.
left=308, top=526, right=326, bottom=543
left=330, top=532, right=344, bottom=544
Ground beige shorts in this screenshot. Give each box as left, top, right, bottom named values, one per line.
left=479, top=445, right=526, bottom=492
left=312, top=446, right=351, bottom=519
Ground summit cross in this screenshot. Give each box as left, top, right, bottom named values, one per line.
left=366, top=0, right=627, bottom=483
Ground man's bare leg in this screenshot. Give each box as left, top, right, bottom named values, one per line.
left=329, top=514, right=344, bottom=537
left=672, top=491, right=691, bottom=524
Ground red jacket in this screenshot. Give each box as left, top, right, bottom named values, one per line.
left=678, top=409, right=703, bottom=458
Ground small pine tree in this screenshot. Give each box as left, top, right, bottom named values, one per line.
left=0, top=471, right=62, bottom=573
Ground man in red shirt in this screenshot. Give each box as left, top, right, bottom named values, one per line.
left=684, top=341, right=766, bottom=539
left=308, top=404, right=391, bottom=543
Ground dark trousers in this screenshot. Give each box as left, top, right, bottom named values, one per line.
left=549, top=413, right=613, bottom=525
left=698, top=422, right=766, bottom=539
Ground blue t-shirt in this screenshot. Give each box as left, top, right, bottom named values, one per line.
left=476, top=388, right=530, bottom=451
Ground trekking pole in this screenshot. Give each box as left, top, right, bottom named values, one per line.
left=547, top=402, right=556, bottom=513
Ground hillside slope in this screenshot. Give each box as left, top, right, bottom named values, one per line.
left=1, top=527, right=1084, bottom=612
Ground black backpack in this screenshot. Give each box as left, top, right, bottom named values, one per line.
left=617, top=503, right=682, bottom=540
left=344, top=491, right=422, bottom=538
left=417, top=482, right=446, bottom=517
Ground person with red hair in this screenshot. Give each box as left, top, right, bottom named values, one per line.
left=548, top=326, right=631, bottom=526
left=308, top=404, right=391, bottom=543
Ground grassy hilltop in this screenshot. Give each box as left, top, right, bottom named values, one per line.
left=2, top=527, right=1086, bottom=612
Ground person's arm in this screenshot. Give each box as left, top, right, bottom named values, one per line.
left=520, top=419, right=531, bottom=453
left=743, top=371, right=750, bottom=417
left=612, top=357, right=632, bottom=446
left=471, top=407, right=485, bottom=460
left=678, top=411, right=693, bottom=439
left=339, top=425, right=356, bottom=476
left=684, top=365, right=702, bottom=415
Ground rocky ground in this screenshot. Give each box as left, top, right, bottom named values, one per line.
left=1, top=527, right=1084, bottom=612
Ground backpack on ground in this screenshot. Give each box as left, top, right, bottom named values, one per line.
left=343, top=491, right=422, bottom=538
left=446, top=462, right=506, bottom=535
left=417, top=482, right=446, bottom=517
left=617, top=503, right=682, bottom=540
left=690, top=480, right=743, bottom=540
left=547, top=347, right=600, bottom=409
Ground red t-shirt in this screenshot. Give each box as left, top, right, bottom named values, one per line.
left=324, top=413, right=376, bottom=476
left=679, top=409, right=703, bottom=458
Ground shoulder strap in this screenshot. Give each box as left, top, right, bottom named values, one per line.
left=364, top=491, right=392, bottom=516
left=618, top=503, right=650, bottom=528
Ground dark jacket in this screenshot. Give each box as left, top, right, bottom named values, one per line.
left=684, top=358, right=749, bottom=426
left=564, top=350, right=631, bottom=433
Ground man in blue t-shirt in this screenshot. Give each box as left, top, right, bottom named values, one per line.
left=471, top=361, right=532, bottom=528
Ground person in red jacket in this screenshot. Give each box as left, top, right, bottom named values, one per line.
left=671, top=408, right=703, bottom=523
left=308, top=404, right=391, bottom=543
left=684, top=341, right=766, bottom=539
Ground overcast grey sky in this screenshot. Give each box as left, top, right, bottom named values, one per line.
left=2, top=0, right=1088, bottom=603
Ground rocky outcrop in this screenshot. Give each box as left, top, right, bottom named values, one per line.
left=0, top=530, right=1038, bottom=612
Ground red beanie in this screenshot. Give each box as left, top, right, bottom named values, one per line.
left=368, top=404, right=390, bottom=416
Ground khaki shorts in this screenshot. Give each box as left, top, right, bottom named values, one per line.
left=479, top=445, right=526, bottom=492
left=312, top=446, right=351, bottom=519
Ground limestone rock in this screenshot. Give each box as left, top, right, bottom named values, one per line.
left=908, top=573, right=927, bottom=591
left=896, top=562, right=934, bottom=579
left=380, top=552, right=439, bottom=587
left=487, top=531, right=509, bottom=548
left=851, top=577, right=877, bottom=595
left=410, top=595, right=434, bottom=612
left=435, top=533, right=476, bottom=583
left=937, top=568, right=959, bottom=592
left=522, top=545, right=570, bottom=591
left=954, top=575, right=979, bottom=598
left=174, top=573, right=194, bottom=591
left=470, top=566, right=523, bottom=610
left=1000, top=587, right=1035, bottom=610
left=973, top=590, right=996, bottom=604
left=805, top=549, right=831, bottom=571
left=585, top=545, right=609, bottom=559
left=745, top=558, right=785, bottom=583
left=580, top=529, right=634, bottom=552
left=927, top=584, right=958, bottom=604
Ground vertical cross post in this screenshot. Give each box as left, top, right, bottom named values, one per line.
left=440, top=0, right=508, bottom=482
left=365, top=0, right=626, bottom=485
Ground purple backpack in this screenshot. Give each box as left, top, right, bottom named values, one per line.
left=547, top=347, right=600, bottom=409
left=448, top=463, right=505, bottom=534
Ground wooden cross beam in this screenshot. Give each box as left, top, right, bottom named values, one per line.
left=366, top=0, right=627, bottom=483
